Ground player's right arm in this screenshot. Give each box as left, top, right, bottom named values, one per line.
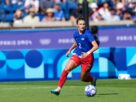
left=66, top=41, right=77, bottom=57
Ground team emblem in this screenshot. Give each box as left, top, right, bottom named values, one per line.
left=81, top=38, right=85, bottom=40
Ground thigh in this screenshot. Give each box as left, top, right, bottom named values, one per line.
left=81, top=54, right=94, bottom=73
left=81, top=63, right=93, bottom=73
left=64, top=59, right=79, bottom=72
left=81, top=63, right=92, bottom=79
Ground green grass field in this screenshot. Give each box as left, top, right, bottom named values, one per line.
left=0, top=79, right=136, bottom=102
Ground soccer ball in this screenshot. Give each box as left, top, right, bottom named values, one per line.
left=84, top=85, right=96, bottom=97
left=118, top=74, right=131, bottom=80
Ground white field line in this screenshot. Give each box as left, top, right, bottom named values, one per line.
left=0, top=86, right=52, bottom=90
left=0, top=86, right=78, bottom=91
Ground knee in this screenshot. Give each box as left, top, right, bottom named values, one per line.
left=64, top=68, right=70, bottom=72
left=64, top=64, right=71, bottom=72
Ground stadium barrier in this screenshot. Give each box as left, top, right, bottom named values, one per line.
left=0, top=20, right=135, bottom=29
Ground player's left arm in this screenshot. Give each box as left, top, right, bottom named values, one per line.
left=86, top=30, right=99, bottom=54
left=82, top=40, right=99, bottom=58
left=87, top=40, right=99, bottom=55
left=82, top=30, right=99, bottom=58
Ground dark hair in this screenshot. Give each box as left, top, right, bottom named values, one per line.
left=76, top=16, right=85, bottom=24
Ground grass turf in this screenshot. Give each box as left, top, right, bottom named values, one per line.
left=0, top=79, right=136, bottom=102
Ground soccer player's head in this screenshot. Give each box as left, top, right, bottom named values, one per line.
left=76, top=16, right=86, bottom=32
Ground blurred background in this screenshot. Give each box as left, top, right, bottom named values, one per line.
left=0, top=0, right=136, bottom=81
left=0, top=0, right=136, bottom=25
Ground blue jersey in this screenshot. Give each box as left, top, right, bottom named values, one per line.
left=73, top=29, right=95, bottom=56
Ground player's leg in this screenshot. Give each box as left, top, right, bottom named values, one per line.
left=80, top=54, right=97, bottom=86
left=80, top=70, right=96, bottom=86
left=51, top=55, right=80, bottom=95
left=80, top=64, right=93, bottom=82
left=58, top=59, right=79, bottom=88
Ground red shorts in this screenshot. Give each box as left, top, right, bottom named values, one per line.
left=70, top=54, right=94, bottom=73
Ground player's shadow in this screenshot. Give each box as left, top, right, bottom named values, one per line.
left=97, top=93, right=119, bottom=96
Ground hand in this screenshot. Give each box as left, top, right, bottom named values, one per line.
left=81, top=52, right=88, bottom=58
left=66, top=50, right=71, bottom=57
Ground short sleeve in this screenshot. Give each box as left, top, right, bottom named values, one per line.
left=86, top=30, right=95, bottom=42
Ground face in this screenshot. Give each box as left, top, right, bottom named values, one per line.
left=47, top=12, right=54, bottom=17
left=30, top=11, right=35, bottom=17
left=54, top=5, right=60, bottom=10
left=29, top=8, right=36, bottom=17
left=103, top=3, right=109, bottom=9
left=110, top=10, right=115, bottom=15
left=77, top=20, right=86, bottom=32
left=15, top=10, right=22, bottom=18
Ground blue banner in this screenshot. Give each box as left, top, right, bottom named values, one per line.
left=0, top=26, right=136, bottom=50
left=0, top=47, right=136, bottom=81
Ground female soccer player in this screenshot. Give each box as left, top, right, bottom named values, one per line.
left=51, top=17, right=99, bottom=95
